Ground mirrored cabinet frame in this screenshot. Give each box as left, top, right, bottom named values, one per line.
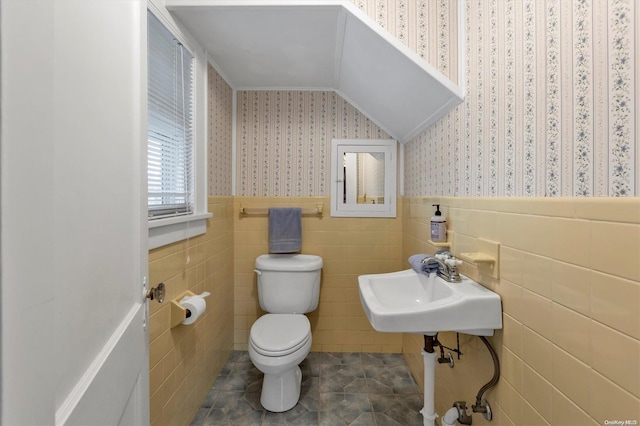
left=330, top=139, right=397, bottom=218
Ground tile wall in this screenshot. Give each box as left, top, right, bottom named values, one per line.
left=148, top=197, right=234, bottom=426
left=233, top=196, right=403, bottom=353
left=402, top=196, right=640, bottom=425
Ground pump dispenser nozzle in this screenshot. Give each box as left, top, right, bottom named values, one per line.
left=432, top=204, right=442, bottom=216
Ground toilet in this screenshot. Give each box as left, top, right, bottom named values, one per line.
left=248, top=254, right=323, bottom=412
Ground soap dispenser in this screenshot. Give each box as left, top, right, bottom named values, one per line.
left=430, top=204, right=447, bottom=242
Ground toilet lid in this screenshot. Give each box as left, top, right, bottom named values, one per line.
left=250, top=314, right=311, bottom=357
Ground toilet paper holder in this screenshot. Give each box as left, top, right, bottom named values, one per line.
left=171, top=291, right=195, bottom=328
left=170, top=290, right=211, bottom=328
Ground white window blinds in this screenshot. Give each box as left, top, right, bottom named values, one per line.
left=147, top=11, right=194, bottom=219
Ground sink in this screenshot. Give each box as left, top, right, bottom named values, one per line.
left=358, top=269, right=502, bottom=336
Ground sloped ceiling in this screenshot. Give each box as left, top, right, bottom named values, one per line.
left=166, top=0, right=464, bottom=143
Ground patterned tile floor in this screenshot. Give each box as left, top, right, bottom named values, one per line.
left=190, top=351, right=425, bottom=426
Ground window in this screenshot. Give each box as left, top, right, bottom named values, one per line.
left=147, top=11, right=194, bottom=219
left=147, top=8, right=211, bottom=249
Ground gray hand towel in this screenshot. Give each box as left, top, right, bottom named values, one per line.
left=408, top=254, right=439, bottom=275
left=269, top=208, right=302, bottom=253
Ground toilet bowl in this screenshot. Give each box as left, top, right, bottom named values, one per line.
left=248, top=314, right=312, bottom=412
left=248, top=254, right=322, bottom=412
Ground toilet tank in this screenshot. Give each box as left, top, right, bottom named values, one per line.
left=255, top=254, right=323, bottom=314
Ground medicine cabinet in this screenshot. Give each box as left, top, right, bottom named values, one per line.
left=330, top=139, right=397, bottom=218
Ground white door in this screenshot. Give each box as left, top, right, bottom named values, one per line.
left=1, top=1, right=150, bottom=425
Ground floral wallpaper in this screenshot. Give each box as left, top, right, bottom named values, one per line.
left=236, top=91, right=390, bottom=196
left=404, top=0, right=637, bottom=197
left=222, top=0, right=637, bottom=197
left=208, top=64, right=233, bottom=196
left=351, top=0, right=458, bottom=84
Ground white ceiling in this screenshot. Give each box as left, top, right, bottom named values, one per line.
left=166, top=0, right=464, bottom=142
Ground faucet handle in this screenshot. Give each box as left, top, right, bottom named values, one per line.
left=445, top=257, right=463, bottom=283
left=445, top=258, right=462, bottom=267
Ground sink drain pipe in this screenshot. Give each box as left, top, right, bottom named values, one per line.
left=420, top=335, right=438, bottom=426
left=424, top=334, right=501, bottom=425
left=441, top=406, right=461, bottom=426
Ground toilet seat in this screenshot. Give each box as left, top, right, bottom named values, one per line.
left=249, top=314, right=311, bottom=357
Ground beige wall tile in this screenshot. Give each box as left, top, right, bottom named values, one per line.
left=550, top=218, right=591, bottom=268
left=466, top=209, right=500, bottom=241
left=520, top=289, right=553, bottom=340
left=497, top=213, right=528, bottom=251
left=522, top=327, right=553, bottom=381
left=149, top=242, right=178, bottom=262
left=551, top=303, right=591, bottom=364
left=498, top=380, right=524, bottom=426
left=235, top=196, right=402, bottom=352
left=521, top=253, right=553, bottom=298
left=148, top=197, right=234, bottom=425
left=453, top=232, right=477, bottom=259
left=448, top=207, right=469, bottom=236
left=500, top=247, right=524, bottom=285
left=552, top=347, right=591, bottom=412
left=487, top=198, right=532, bottom=214
left=149, top=305, right=171, bottom=344
left=149, top=330, right=173, bottom=369
left=403, top=196, right=640, bottom=426
left=500, top=279, right=524, bottom=323
left=176, top=196, right=640, bottom=425
left=591, top=271, right=640, bottom=339
left=526, top=215, right=556, bottom=256
left=497, top=410, right=517, bottom=426
left=575, top=198, right=640, bottom=224
left=500, top=348, right=524, bottom=394
left=521, top=400, right=550, bottom=426
left=588, top=370, right=640, bottom=425
left=522, top=365, right=552, bottom=422
left=551, top=261, right=591, bottom=316
left=526, top=198, right=576, bottom=218
left=551, top=388, right=597, bottom=426
left=502, top=314, right=523, bottom=358
left=590, top=221, right=640, bottom=281
left=590, top=321, right=640, bottom=397
left=149, top=252, right=185, bottom=299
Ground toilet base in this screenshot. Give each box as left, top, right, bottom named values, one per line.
left=260, top=365, right=302, bottom=412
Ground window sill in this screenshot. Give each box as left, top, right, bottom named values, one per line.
left=148, top=212, right=213, bottom=250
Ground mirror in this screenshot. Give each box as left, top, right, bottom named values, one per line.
left=343, top=152, right=385, bottom=204
left=331, top=139, right=397, bottom=217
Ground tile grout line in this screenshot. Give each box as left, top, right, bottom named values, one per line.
left=191, top=351, right=424, bottom=426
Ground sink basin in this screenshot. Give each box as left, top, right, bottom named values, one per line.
left=358, top=269, right=502, bottom=336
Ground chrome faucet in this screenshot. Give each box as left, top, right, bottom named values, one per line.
left=422, top=254, right=462, bottom=283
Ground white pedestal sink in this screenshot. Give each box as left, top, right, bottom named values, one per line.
left=358, top=269, right=502, bottom=426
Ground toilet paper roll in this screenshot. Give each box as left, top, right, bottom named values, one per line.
left=181, top=296, right=206, bottom=325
